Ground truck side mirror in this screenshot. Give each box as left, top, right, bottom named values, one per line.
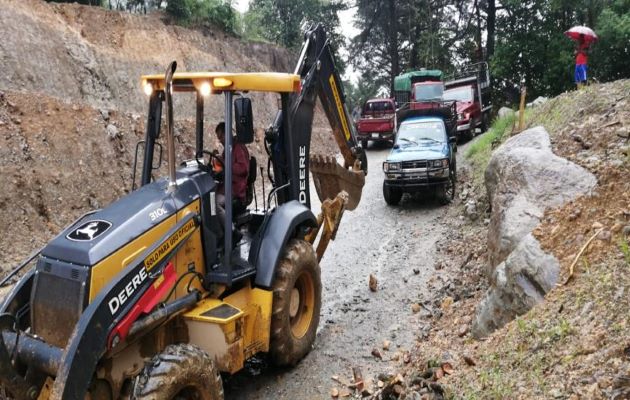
left=234, top=97, right=254, bottom=144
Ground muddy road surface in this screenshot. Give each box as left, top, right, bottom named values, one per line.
left=225, top=142, right=467, bottom=399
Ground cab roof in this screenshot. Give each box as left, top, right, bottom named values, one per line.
left=141, top=72, right=301, bottom=93
left=401, top=116, right=444, bottom=124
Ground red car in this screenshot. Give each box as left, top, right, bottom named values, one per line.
left=357, top=98, right=397, bottom=148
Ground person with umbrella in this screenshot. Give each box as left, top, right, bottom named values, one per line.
left=565, top=26, right=598, bottom=89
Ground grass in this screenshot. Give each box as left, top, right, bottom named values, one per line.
left=465, top=112, right=518, bottom=188
left=619, top=236, right=630, bottom=265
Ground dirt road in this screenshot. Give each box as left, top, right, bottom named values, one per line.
left=225, top=143, right=461, bottom=399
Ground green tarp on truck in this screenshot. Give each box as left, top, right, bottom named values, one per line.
left=393, top=70, right=443, bottom=92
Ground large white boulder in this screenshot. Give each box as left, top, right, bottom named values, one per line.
left=485, top=126, right=596, bottom=270
left=473, top=126, right=596, bottom=338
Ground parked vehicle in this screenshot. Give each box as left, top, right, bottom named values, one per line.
left=357, top=98, right=397, bottom=147
left=382, top=106, right=457, bottom=206
left=393, top=69, right=443, bottom=107
left=444, top=62, right=492, bottom=140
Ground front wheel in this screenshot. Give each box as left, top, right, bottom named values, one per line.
left=437, top=170, right=456, bottom=205
left=269, top=239, right=321, bottom=366
left=383, top=182, right=402, bottom=205
left=132, top=344, right=223, bottom=400
left=361, top=138, right=368, bottom=149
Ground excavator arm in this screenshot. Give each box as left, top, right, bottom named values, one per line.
left=266, top=24, right=367, bottom=212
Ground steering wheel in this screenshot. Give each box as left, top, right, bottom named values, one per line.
left=202, top=150, right=225, bottom=178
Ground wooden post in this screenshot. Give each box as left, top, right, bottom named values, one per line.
left=518, top=82, right=527, bottom=132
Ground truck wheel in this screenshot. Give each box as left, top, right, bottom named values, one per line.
left=481, top=113, right=490, bottom=133
left=361, top=139, right=368, bottom=149
left=132, top=344, right=223, bottom=400
left=437, top=171, right=456, bottom=205
left=269, top=239, right=321, bottom=366
left=383, top=183, right=402, bottom=206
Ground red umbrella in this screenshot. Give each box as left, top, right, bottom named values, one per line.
left=565, top=26, right=598, bottom=44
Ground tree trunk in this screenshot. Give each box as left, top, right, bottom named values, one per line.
left=388, top=0, right=399, bottom=96
left=474, top=0, right=483, bottom=62
left=486, top=0, right=496, bottom=61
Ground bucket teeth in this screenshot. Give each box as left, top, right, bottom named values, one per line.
left=310, top=154, right=365, bottom=211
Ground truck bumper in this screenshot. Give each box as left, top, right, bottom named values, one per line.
left=457, top=122, right=471, bottom=132
left=358, top=132, right=395, bottom=142
left=384, top=168, right=450, bottom=192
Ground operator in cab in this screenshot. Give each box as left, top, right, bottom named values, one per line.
left=212, top=122, right=250, bottom=240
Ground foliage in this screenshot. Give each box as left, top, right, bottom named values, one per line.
left=244, top=1, right=346, bottom=49
left=45, top=0, right=104, bottom=5
left=465, top=111, right=517, bottom=187
left=491, top=0, right=630, bottom=104
left=591, top=2, right=630, bottom=82
left=343, top=79, right=383, bottom=114
left=165, top=0, right=237, bottom=34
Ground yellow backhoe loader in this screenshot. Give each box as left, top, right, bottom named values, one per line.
left=0, top=24, right=366, bottom=399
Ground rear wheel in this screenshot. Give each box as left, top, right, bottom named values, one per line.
left=383, top=182, right=402, bottom=206
left=361, top=138, right=368, bottom=149
left=269, top=239, right=321, bottom=366
left=132, top=344, right=223, bottom=400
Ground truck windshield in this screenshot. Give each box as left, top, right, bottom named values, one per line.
left=398, top=121, right=446, bottom=143
left=414, top=84, right=443, bottom=101
left=363, top=101, right=393, bottom=114
left=443, top=87, right=473, bottom=102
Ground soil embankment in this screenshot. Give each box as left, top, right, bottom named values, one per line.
left=0, top=0, right=335, bottom=270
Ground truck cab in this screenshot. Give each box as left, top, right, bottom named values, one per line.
left=444, top=62, right=492, bottom=141
left=356, top=98, right=397, bottom=148
left=382, top=116, right=456, bottom=206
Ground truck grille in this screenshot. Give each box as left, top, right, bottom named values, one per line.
left=402, top=160, right=427, bottom=169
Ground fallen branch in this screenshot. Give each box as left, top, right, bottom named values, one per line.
left=564, top=228, right=603, bottom=285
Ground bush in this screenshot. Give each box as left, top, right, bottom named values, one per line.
left=165, top=0, right=237, bottom=35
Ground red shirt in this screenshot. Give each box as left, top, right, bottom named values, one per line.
left=219, top=141, right=250, bottom=201
left=576, top=43, right=588, bottom=65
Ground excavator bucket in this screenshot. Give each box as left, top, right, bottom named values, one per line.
left=310, top=154, right=365, bottom=210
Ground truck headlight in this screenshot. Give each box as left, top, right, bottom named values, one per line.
left=430, top=159, right=449, bottom=168
left=383, top=162, right=401, bottom=172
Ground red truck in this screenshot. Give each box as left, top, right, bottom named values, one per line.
left=356, top=98, right=397, bottom=148
left=443, top=62, right=492, bottom=140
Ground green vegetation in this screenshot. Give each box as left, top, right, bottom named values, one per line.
left=165, top=0, right=237, bottom=34
left=619, top=236, right=630, bottom=265
left=465, top=112, right=517, bottom=187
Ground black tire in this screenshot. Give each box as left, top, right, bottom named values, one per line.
left=480, top=113, right=490, bottom=133
left=132, top=344, right=223, bottom=400
left=361, top=138, right=369, bottom=149
left=269, top=239, right=321, bottom=367
left=383, top=182, right=402, bottom=206
left=437, top=170, right=456, bottom=205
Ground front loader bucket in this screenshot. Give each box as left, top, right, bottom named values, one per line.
left=310, top=155, right=365, bottom=210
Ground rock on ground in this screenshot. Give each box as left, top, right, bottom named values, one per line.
left=498, top=107, right=514, bottom=118
left=485, top=126, right=596, bottom=270
left=475, top=126, right=596, bottom=337
left=472, top=234, right=560, bottom=338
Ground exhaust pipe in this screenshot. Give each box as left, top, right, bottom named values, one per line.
left=164, top=61, right=178, bottom=192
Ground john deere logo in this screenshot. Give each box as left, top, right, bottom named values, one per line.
left=67, top=220, right=112, bottom=242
